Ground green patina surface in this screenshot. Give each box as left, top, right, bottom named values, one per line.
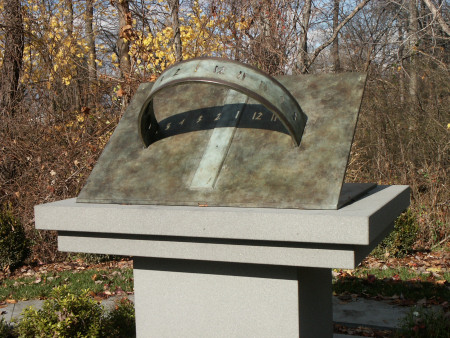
left=78, top=59, right=370, bottom=210
left=139, top=58, right=307, bottom=147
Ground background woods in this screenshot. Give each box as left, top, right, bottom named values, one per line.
left=0, top=0, right=448, bottom=263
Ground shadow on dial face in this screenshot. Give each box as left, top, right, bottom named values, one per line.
left=143, top=103, right=289, bottom=146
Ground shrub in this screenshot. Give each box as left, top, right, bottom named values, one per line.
left=0, top=317, right=15, bottom=338
left=101, top=297, right=136, bottom=338
left=372, top=209, right=419, bottom=258
left=395, top=307, right=450, bottom=338
left=70, top=253, right=125, bottom=264
left=16, top=286, right=103, bottom=337
left=0, top=206, right=31, bottom=272
left=15, top=286, right=135, bottom=337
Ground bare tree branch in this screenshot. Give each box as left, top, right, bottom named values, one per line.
left=422, top=0, right=450, bottom=36
left=303, top=0, right=371, bottom=73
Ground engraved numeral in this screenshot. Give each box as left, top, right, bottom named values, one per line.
left=148, top=123, right=152, bottom=130
left=237, top=71, right=246, bottom=80
left=194, top=63, right=200, bottom=72
left=214, top=113, right=222, bottom=121
left=214, top=65, right=225, bottom=74
left=293, top=112, right=297, bottom=121
left=165, top=123, right=171, bottom=130
left=235, top=111, right=240, bottom=119
left=173, top=68, right=181, bottom=76
left=271, top=114, right=277, bottom=122
left=197, top=115, right=203, bottom=123
left=259, top=81, right=267, bottom=91
left=179, top=118, right=185, bottom=126
left=252, top=112, right=263, bottom=120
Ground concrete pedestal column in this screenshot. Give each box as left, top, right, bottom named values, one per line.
left=298, top=267, right=333, bottom=337
left=33, top=186, right=410, bottom=337
left=133, top=258, right=332, bottom=338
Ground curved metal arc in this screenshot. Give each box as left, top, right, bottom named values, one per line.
left=158, top=57, right=303, bottom=112
left=138, top=58, right=306, bottom=147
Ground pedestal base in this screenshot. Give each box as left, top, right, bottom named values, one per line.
left=34, top=185, right=410, bottom=337
left=134, top=258, right=332, bottom=338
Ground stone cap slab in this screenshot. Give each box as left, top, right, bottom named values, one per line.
left=35, top=184, right=409, bottom=246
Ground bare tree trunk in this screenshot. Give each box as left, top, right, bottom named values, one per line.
left=422, top=0, right=450, bottom=35
left=115, top=0, right=132, bottom=108
left=398, top=18, right=405, bottom=104
left=299, top=0, right=371, bottom=74
left=117, top=0, right=132, bottom=78
left=168, top=0, right=182, bottom=63
left=408, top=0, right=419, bottom=106
left=85, top=0, right=97, bottom=109
left=298, top=0, right=312, bottom=73
left=65, top=0, right=74, bottom=36
left=231, top=1, right=241, bottom=61
left=86, top=0, right=97, bottom=84
left=0, top=0, right=24, bottom=115
left=65, top=0, right=82, bottom=111
left=332, top=0, right=341, bottom=72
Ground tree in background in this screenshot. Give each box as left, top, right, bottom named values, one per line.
left=0, top=0, right=24, bottom=115
left=168, top=0, right=182, bottom=62
left=332, top=0, right=341, bottom=72
left=85, top=0, right=98, bottom=108
left=0, top=0, right=447, bottom=261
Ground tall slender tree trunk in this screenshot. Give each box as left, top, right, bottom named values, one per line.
left=332, top=0, right=341, bottom=72
left=422, top=0, right=450, bottom=36
left=298, top=0, right=312, bottom=73
left=65, top=0, right=74, bottom=36
left=65, top=0, right=82, bottom=111
left=115, top=0, right=132, bottom=108
left=231, top=1, right=241, bottom=61
left=168, top=0, right=182, bottom=63
left=408, top=0, right=419, bottom=107
left=398, top=18, right=405, bottom=104
left=85, top=0, right=97, bottom=108
left=117, top=0, right=132, bottom=78
left=0, top=0, right=24, bottom=115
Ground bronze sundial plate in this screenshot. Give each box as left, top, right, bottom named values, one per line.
left=77, top=70, right=368, bottom=209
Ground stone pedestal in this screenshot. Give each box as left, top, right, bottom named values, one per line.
left=34, top=185, right=409, bottom=337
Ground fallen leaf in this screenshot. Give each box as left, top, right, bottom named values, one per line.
left=94, top=295, right=104, bottom=302
left=6, top=299, right=17, bottom=304
left=392, top=274, right=401, bottom=281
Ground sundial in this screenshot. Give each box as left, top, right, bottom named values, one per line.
left=77, top=57, right=373, bottom=209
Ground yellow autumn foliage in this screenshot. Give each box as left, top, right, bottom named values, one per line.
left=7, top=0, right=247, bottom=91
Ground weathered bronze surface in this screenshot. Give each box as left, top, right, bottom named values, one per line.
left=77, top=60, right=369, bottom=209
left=139, top=58, right=307, bottom=147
